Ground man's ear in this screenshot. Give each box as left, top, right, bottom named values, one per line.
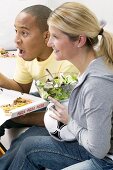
left=77, top=35, right=87, bottom=48
left=43, top=31, right=50, bottom=44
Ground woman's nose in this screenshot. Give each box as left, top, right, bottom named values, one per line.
left=47, top=37, right=52, bottom=47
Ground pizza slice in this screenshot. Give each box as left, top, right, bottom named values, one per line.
left=0, top=97, right=32, bottom=115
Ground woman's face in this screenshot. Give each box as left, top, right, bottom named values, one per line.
left=14, top=12, right=46, bottom=61
left=48, top=26, right=78, bottom=61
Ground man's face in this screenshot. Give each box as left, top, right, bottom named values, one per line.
left=14, top=12, right=46, bottom=61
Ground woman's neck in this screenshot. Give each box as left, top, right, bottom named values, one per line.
left=73, top=49, right=96, bottom=75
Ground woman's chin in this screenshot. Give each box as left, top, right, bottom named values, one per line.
left=54, top=54, right=63, bottom=61
left=54, top=51, right=66, bottom=60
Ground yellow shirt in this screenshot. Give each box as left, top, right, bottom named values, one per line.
left=14, top=53, right=79, bottom=84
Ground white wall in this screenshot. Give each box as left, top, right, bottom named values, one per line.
left=0, top=0, right=112, bottom=50
left=48, top=0, right=113, bottom=33
left=0, top=0, right=49, bottom=50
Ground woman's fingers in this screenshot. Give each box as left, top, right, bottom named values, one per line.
left=48, top=96, right=64, bottom=109
left=48, top=96, right=69, bottom=124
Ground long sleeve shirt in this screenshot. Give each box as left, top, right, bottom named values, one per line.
left=60, top=57, right=113, bottom=159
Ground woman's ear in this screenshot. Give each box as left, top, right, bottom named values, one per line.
left=77, top=34, right=87, bottom=48
left=43, top=31, right=50, bottom=44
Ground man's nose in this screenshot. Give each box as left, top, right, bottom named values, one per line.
left=14, top=34, right=21, bottom=44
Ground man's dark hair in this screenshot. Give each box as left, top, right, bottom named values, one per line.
left=20, top=5, right=52, bottom=32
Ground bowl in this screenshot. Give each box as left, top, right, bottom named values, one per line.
left=35, top=72, right=77, bottom=101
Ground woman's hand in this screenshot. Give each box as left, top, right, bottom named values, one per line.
left=48, top=96, right=70, bottom=124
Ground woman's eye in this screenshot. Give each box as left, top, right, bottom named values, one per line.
left=52, top=35, right=58, bottom=39
left=53, top=35, right=57, bottom=38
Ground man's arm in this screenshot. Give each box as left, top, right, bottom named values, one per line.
left=0, top=73, right=32, bottom=93
left=11, top=110, right=45, bottom=126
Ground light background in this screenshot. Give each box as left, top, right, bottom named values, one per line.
left=0, top=0, right=113, bottom=150
left=0, top=0, right=112, bottom=50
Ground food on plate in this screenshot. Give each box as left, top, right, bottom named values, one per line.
left=35, top=72, right=78, bottom=101
left=0, top=48, right=16, bottom=58
left=0, top=97, right=32, bottom=115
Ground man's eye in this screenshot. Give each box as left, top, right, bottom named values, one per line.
left=15, top=29, right=17, bottom=33
left=22, top=31, right=29, bottom=37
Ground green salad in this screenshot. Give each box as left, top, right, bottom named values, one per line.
left=35, top=73, right=78, bottom=101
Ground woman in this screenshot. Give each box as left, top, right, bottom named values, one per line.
left=1, top=2, right=113, bottom=170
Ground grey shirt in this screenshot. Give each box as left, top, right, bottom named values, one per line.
left=61, top=57, right=113, bottom=159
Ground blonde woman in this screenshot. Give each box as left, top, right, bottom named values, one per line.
left=1, top=2, right=113, bottom=170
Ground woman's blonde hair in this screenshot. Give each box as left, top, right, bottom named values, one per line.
left=48, top=2, right=113, bottom=65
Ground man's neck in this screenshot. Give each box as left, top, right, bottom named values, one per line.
left=36, top=48, right=53, bottom=62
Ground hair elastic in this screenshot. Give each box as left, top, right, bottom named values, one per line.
left=99, top=28, right=104, bottom=35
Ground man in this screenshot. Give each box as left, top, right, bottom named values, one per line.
left=0, top=5, right=78, bottom=135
